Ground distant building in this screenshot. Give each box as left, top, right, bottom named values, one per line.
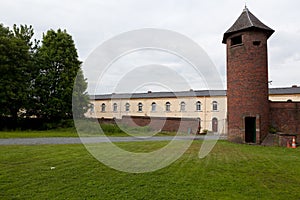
left=87, top=7, right=300, bottom=144
left=87, top=87, right=300, bottom=135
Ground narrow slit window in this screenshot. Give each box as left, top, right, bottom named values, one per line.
left=231, top=35, right=242, bottom=46
left=253, top=41, right=261, bottom=46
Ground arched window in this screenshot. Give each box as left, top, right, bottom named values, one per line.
left=125, top=103, right=130, bottom=112
left=113, top=103, right=118, bottom=112
left=180, top=101, right=186, bottom=112
left=90, top=104, right=94, bottom=114
left=138, top=102, right=143, bottom=112
left=101, top=103, right=106, bottom=112
left=212, top=117, right=218, bottom=132
left=196, top=101, right=201, bottom=111
left=151, top=102, right=156, bottom=112
left=165, top=102, right=171, bottom=112
left=212, top=101, right=218, bottom=111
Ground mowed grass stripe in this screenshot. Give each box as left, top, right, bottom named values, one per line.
left=1, top=141, right=300, bottom=199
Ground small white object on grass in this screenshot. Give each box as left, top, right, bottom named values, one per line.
left=50, top=167, right=56, bottom=170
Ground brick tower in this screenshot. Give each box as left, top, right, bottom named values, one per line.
left=222, top=7, right=274, bottom=144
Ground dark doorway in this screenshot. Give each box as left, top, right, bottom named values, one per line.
left=212, top=118, right=218, bottom=133
left=245, top=117, right=256, bottom=143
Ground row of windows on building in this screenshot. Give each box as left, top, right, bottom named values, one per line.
left=92, top=101, right=219, bottom=113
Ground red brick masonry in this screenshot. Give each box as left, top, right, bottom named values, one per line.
left=270, top=101, right=300, bottom=143
left=98, top=116, right=201, bottom=134
left=121, top=116, right=200, bottom=134
left=226, top=31, right=270, bottom=143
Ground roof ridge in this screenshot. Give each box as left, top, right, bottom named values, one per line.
left=244, top=7, right=254, bottom=26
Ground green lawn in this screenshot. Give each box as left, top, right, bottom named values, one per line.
left=0, top=128, right=78, bottom=138
left=0, top=129, right=179, bottom=138
left=0, top=125, right=181, bottom=138
left=1, top=141, right=300, bottom=199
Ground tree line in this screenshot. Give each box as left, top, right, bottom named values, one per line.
left=0, top=23, right=89, bottom=128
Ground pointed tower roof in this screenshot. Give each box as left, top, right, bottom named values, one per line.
left=222, top=6, right=274, bottom=43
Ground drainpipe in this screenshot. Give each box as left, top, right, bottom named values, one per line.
left=204, top=96, right=207, bottom=130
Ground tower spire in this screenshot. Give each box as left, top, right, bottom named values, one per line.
left=222, top=6, right=274, bottom=43
left=244, top=3, right=248, bottom=11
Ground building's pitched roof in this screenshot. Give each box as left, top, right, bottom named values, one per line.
left=90, top=87, right=300, bottom=100
left=91, top=90, right=226, bottom=100
left=222, top=7, right=274, bottom=43
left=269, top=87, right=300, bottom=95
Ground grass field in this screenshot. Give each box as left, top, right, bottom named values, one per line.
left=0, top=128, right=78, bottom=138
left=1, top=140, right=300, bottom=199
left=0, top=124, right=181, bottom=138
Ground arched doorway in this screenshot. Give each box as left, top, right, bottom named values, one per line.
left=212, top=118, right=218, bottom=133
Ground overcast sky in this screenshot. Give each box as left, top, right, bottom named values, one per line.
left=1, top=0, right=300, bottom=94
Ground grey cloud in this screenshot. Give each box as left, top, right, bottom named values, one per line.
left=1, top=0, right=300, bottom=91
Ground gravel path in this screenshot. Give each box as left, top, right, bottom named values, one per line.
left=0, top=135, right=226, bottom=145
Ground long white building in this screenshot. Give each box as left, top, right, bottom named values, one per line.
left=86, top=86, right=300, bottom=134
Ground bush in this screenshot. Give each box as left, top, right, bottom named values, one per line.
left=100, top=123, right=125, bottom=134
left=0, top=117, right=75, bottom=131
left=269, top=126, right=277, bottom=134
left=200, top=129, right=208, bottom=135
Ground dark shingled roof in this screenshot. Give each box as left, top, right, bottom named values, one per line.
left=91, top=90, right=226, bottom=100
left=90, top=87, right=300, bottom=100
left=269, top=87, right=300, bottom=95
left=222, top=7, right=274, bottom=43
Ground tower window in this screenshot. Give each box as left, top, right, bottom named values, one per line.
left=231, top=35, right=242, bottom=46
left=253, top=41, right=261, bottom=46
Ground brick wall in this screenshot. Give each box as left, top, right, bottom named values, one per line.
left=121, top=116, right=200, bottom=134
left=226, top=31, right=270, bottom=143
left=270, top=101, right=300, bottom=142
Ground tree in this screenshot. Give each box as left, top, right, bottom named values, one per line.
left=33, top=29, right=88, bottom=120
left=0, top=24, right=35, bottom=119
left=72, top=68, right=90, bottom=118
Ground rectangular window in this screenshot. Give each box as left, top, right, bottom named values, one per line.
left=231, top=35, right=242, bottom=46
left=212, top=101, right=218, bottom=111
left=180, top=102, right=185, bottom=112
